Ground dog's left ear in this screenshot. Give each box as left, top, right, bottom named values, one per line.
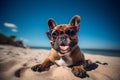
left=70, top=15, right=81, bottom=26
left=48, top=18, right=57, bottom=30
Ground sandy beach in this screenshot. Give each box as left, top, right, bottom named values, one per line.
left=0, top=45, right=120, bottom=80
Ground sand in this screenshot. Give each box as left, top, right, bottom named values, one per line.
left=0, top=45, right=120, bottom=80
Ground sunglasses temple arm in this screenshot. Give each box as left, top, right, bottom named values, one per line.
left=46, top=31, right=52, bottom=40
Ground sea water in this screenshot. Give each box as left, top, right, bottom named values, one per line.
left=31, top=47, right=120, bottom=57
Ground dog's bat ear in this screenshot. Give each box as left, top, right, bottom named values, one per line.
left=48, top=18, right=57, bottom=30
left=70, top=15, right=81, bottom=27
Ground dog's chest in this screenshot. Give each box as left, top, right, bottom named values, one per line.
left=55, top=55, right=72, bottom=66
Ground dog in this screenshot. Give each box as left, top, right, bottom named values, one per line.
left=31, top=15, right=87, bottom=77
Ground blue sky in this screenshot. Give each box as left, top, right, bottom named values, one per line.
left=0, top=0, right=120, bottom=49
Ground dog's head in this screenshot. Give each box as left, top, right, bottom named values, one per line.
left=46, top=15, right=81, bottom=54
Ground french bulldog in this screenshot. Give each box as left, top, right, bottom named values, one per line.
left=31, top=15, right=87, bottom=77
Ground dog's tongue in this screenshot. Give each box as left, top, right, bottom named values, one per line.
left=60, top=46, right=69, bottom=50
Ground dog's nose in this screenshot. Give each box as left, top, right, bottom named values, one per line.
left=59, top=35, right=68, bottom=46
left=60, top=41, right=65, bottom=46
left=59, top=34, right=67, bottom=40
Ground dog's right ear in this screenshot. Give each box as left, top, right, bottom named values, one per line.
left=48, top=18, right=57, bottom=30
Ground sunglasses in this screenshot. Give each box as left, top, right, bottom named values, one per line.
left=46, top=26, right=79, bottom=40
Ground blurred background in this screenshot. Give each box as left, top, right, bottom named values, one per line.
left=0, top=0, right=120, bottom=56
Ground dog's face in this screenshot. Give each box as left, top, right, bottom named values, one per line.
left=46, top=15, right=81, bottom=54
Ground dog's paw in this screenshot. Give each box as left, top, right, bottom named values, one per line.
left=31, top=64, right=47, bottom=72
left=72, top=65, right=88, bottom=78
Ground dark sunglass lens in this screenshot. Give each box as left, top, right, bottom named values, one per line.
left=52, top=31, right=59, bottom=38
left=66, top=29, right=76, bottom=36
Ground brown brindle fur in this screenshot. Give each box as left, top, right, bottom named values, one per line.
left=47, top=46, right=85, bottom=65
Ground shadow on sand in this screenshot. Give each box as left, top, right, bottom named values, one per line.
left=79, top=60, right=108, bottom=78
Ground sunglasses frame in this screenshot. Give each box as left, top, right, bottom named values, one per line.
left=46, top=26, right=79, bottom=40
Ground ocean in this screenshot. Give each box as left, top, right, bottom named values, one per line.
left=31, top=47, right=120, bottom=57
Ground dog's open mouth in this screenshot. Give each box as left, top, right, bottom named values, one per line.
left=59, top=46, right=69, bottom=51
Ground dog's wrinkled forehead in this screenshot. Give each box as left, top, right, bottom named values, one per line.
left=54, top=24, right=67, bottom=31
left=53, top=24, right=76, bottom=31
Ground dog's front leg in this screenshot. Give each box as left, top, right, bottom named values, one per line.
left=72, top=65, right=87, bottom=78
left=31, top=58, right=54, bottom=72
left=31, top=49, right=60, bottom=72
